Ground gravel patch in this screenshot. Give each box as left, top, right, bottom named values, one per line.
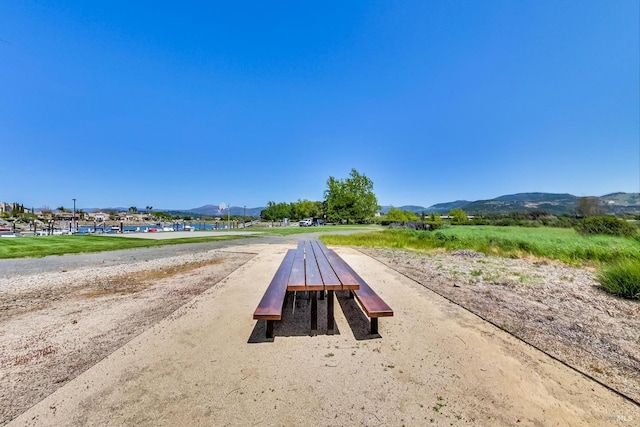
left=361, top=247, right=640, bottom=404
left=0, top=249, right=254, bottom=425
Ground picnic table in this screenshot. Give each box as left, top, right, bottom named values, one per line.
left=288, top=240, right=360, bottom=335
left=253, top=240, right=393, bottom=338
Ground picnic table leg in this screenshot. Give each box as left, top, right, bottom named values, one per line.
left=319, top=290, right=325, bottom=300
left=327, top=290, right=335, bottom=335
left=370, top=318, right=378, bottom=335
left=310, top=291, right=318, bottom=336
left=266, top=320, right=274, bottom=339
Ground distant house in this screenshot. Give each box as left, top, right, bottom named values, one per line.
left=55, top=212, right=77, bottom=221
left=88, top=212, right=108, bottom=222
left=118, top=212, right=135, bottom=221
left=0, top=202, right=18, bottom=214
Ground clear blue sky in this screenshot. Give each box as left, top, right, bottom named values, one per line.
left=2, top=1, right=639, bottom=211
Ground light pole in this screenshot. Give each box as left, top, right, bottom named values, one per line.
left=72, top=198, right=76, bottom=234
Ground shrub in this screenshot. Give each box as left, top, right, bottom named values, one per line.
left=574, top=216, right=637, bottom=237
left=598, top=261, right=640, bottom=300
left=449, top=208, right=468, bottom=224
left=425, top=213, right=444, bottom=230
left=424, top=220, right=445, bottom=230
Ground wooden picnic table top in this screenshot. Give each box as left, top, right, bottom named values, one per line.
left=287, top=240, right=360, bottom=292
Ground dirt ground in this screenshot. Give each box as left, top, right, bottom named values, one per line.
left=2, top=243, right=639, bottom=426
left=360, top=248, right=640, bottom=404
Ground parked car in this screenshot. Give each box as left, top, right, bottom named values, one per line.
left=299, top=218, right=314, bottom=227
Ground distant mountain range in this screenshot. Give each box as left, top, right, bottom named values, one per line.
left=381, top=192, right=640, bottom=215
left=90, top=192, right=640, bottom=217
left=184, top=204, right=264, bottom=217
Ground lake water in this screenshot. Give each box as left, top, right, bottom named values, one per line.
left=76, top=223, right=231, bottom=234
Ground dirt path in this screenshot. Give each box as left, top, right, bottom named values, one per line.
left=0, top=249, right=254, bottom=425
left=4, top=244, right=639, bottom=426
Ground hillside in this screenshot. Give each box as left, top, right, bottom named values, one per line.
left=382, top=192, right=640, bottom=215
left=462, top=193, right=578, bottom=215
left=187, top=205, right=263, bottom=217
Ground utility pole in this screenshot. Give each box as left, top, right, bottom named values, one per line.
left=72, top=198, right=76, bottom=234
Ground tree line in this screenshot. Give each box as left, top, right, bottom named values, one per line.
left=261, top=169, right=379, bottom=223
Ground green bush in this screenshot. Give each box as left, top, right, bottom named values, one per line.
left=424, top=220, right=445, bottom=230
left=574, top=216, right=637, bottom=237
left=598, top=260, right=640, bottom=299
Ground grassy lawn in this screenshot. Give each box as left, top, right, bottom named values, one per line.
left=0, top=225, right=380, bottom=259
left=321, top=225, right=640, bottom=265
left=0, top=234, right=251, bottom=259
left=7, top=223, right=635, bottom=266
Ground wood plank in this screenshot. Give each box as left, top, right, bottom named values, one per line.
left=353, top=280, right=394, bottom=317
left=324, top=247, right=393, bottom=317
left=253, top=250, right=296, bottom=320
left=287, top=243, right=306, bottom=291
left=309, top=241, right=341, bottom=290
left=314, top=241, right=359, bottom=289
left=304, top=241, right=324, bottom=291
left=323, top=249, right=360, bottom=289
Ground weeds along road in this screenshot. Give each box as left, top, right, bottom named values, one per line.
left=0, top=229, right=364, bottom=278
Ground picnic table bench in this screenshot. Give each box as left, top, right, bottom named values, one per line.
left=253, top=240, right=393, bottom=338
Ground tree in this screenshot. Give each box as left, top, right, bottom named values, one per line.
left=41, top=207, right=53, bottom=219
left=154, top=211, right=171, bottom=220
left=576, top=197, right=606, bottom=217
left=105, top=210, right=117, bottom=221
left=324, top=169, right=379, bottom=224
left=11, top=203, right=24, bottom=217
left=292, top=199, right=323, bottom=220
left=261, top=201, right=293, bottom=221
left=449, top=208, right=468, bottom=224
left=427, top=213, right=444, bottom=228
left=129, top=206, right=138, bottom=213
left=385, top=207, right=418, bottom=222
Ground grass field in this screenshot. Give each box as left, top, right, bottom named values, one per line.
left=0, top=234, right=251, bottom=259
left=321, top=225, right=640, bottom=265
left=0, top=225, right=380, bottom=259
left=3, top=224, right=637, bottom=298
left=3, top=225, right=636, bottom=263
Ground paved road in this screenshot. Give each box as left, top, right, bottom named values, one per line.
left=0, top=230, right=363, bottom=278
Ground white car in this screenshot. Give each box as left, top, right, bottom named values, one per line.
left=299, top=219, right=313, bottom=227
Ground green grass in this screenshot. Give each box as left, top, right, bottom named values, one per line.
left=598, top=260, right=640, bottom=299
left=0, top=225, right=380, bottom=258
left=0, top=234, right=251, bottom=259
left=321, top=226, right=640, bottom=265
